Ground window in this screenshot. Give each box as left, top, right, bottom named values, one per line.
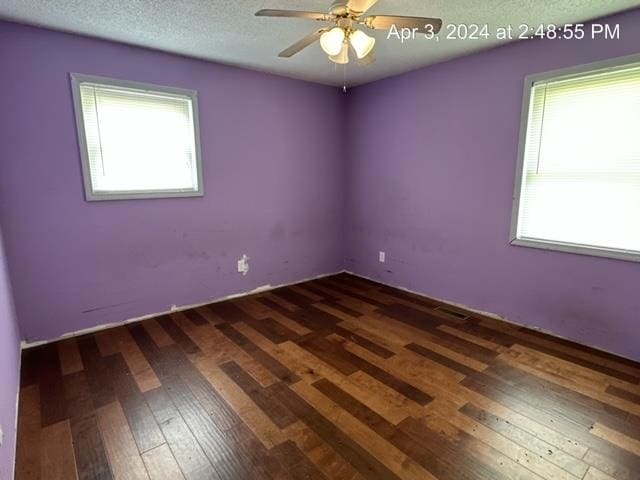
left=511, top=56, right=640, bottom=262
left=71, top=74, right=203, bottom=200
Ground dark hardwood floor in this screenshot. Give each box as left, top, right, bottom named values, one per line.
left=15, top=273, right=640, bottom=480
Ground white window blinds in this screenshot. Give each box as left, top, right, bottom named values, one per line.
left=74, top=77, right=201, bottom=200
left=514, top=61, right=640, bottom=258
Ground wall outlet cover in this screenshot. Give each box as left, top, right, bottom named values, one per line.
left=379, top=251, right=385, bottom=263
left=237, top=254, right=250, bottom=276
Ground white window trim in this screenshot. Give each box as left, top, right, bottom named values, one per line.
left=70, top=73, right=204, bottom=201
left=509, top=53, right=640, bottom=264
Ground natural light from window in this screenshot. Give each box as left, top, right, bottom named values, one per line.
left=73, top=75, right=202, bottom=200
left=513, top=61, right=640, bottom=260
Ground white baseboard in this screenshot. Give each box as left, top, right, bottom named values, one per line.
left=10, top=349, right=21, bottom=480
left=346, top=270, right=639, bottom=364
left=345, top=269, right=509, bottom=321
left=21, top=267, right=638, bottom=364
left=21, top=269, right=344, bottom=350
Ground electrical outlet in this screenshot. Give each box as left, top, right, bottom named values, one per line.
left=0, top=424, right=4, bottom=447
left=379, top=251, right=385, bottom=263
left=237, top=254, right=250, bottom=276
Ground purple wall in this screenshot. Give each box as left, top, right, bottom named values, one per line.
left=345, top=9, right=640, bottom=361
left=0, top=21, right=345, bottom=342
left=0, top=226, right=21, bottom=480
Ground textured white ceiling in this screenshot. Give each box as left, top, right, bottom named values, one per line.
left=1, top=0, right=638, bottom=86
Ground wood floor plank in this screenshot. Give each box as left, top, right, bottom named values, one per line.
left=15, top=384, right=41, bottom=480
left=106, top=354, right=165, bottom=453
left=487, top=361, right=640, bottom=441
left=513, top=325, right=640, bottom=375
left=141, top=444, right=186, bottom=480
left=582, top=448, right=640, bottom=480
left=58, top=338, right=84, bottom=375
left=437, top=323, right=509, bottom=352
left=591, top=423, right=640, bottom=457
left=288, top=284, right=325, bottom=302
left=333, top=324, right=395, bottom=359
left=231, top=323, right=329, bottom=382
left=172, top=316, right=279, bottom=387
left=132, top=325, right=259, bottom=479
left=216, top=322, right=300, bottom=384
left=271, top=440, right=332, bottom=480
left=244, top=315, right=300, bottom=344
left=405, top=342, right=480, bottom=376
left=95, top=330, right=120, bottom=357
left=459, top=403, right=589, bottom=478
left=298, top=335, right=360, bottom=375
left=20, top=347, right=43, bottom=388
left=142, top=318, right=174, bottom=348
left=77, top=335, right=117, bottom=409
left=219, top=360, right=298, bottom=428
left=399, top=414, right=544, bottom=480
left=292, top=379, right=438, bottom=480
left=38, top=344, right=67, bottom=426
left=583, top=467, right=618, bottom=480
left=156, top=315, right=201, bottom=355
left=110, top=327, right=162, bottom=393
left=70, top=414, right=114, bottom=480
left=606, top=384, right=640, bottom=405
left=335, top=334, right=456, bottom=406
left=318, top=279, right=390, bottom=308
left=313, top=301, right=359, bottom=322
left=284, top=421, right=366, bottom=480
left=144, top=387, right=216, bottom=480
left=266, top=310, right=313, bottom=337
left=271, top=286, right=314, bottom=308
left=268, top=382, right=403, bottom=480
left=16, top=273, right=640, bottom=480
left=338, top=318, right=404, bottom=353
left=191, top=355, right=287, bottom=448
left=207, top=300, right=257, bottom=323
left=479, top=319, right=640, bottom=384
left=64, top=367, right=114, bottom=480
left=40, top=420, right=79, bottom=480
left=261, top=291, right=300, bottom=311
left=313, top=377, right=507, bottom=480
left=412, top=407, right=546, bottom=480
left=301, top=283, right=340, bottom=301
left=97, top=401, right=150, bottom=480
left=500, top=345, right=640, bottom=417
left=439, top=408, right=580, bottom=480
left=461, top=372, right=640, bottom=480
left=182, top=308, right=209, bottom=326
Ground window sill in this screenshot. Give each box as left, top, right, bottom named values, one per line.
left=85, top=189, right=204, bottom=202
left=510, top=237, right=640, bottom=263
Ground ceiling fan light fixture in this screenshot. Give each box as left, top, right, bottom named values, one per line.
left=320, top=27, right=345, bottom=56
left=328, top=41, right=349, bottom=64
left=349, top=29, right=375, bottom=59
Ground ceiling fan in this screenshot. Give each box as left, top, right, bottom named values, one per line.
left=255, top=0, right=442, bottom=65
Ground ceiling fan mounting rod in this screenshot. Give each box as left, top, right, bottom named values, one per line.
left=255, top=1, right=443, bottom=66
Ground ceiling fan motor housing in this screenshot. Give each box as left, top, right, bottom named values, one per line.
left=329, top=1, right=350, bottom=16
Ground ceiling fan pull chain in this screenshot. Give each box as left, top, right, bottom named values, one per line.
left=343, top=64, right=347, bottom=93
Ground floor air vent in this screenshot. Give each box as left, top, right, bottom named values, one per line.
left=435, top=306, right=469, bottom=320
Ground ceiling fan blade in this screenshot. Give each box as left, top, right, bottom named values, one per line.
left=347, top=0, right=379, bottom=15
left=364, top=15, right=443, bottom=34
left=255, top=9, right=330, bottom=21
left=278, top=29, right=328, bottom=58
